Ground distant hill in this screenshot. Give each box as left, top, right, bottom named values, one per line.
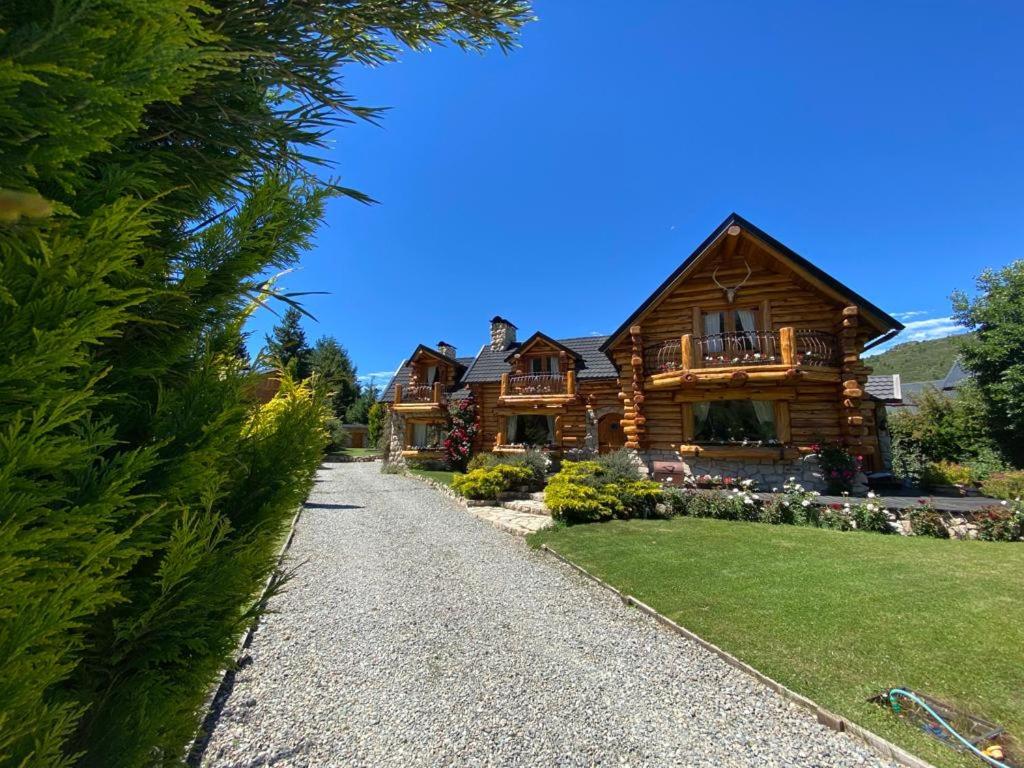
left=866, top=333, right=972, bottom=382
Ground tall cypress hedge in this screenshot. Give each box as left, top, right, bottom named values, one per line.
left=0, top=2, right=530, bottom=766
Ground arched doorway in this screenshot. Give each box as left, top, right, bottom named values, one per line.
left=597, top=412, right=625, bottom=454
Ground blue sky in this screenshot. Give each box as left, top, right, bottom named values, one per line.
left=244, top=0, right=1024, bottom=388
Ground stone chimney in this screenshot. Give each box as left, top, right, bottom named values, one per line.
left=489, top=316, right=517, bottom=351
left=437, top=340, right=456, bottom=359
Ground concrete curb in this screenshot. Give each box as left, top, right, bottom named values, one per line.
left=186, top=501, right=307, bottom=765
left=539, top=544, right=937, bottom=768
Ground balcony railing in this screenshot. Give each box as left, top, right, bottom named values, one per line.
left=643, top=328, right=839, bottom=374
left=402, top=384, right=436, bottom=403
left=509, top=373, right=565, bottom=395
left=695, top=331, right=781, bottom=368
left=795, top=330, right=840, bottom=366
left=500, top=370, right=576, bottom=399
left=393, top=381, right=445, bottom=407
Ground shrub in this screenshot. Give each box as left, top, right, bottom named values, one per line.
left=544, top=461, right=663, bottom=524
left=920, top=460, right=973, bottom=489
left=981, top=470, right=1024, bottom=501
left=662, top=487, right=691, bottom=517
left=466, top=449, right=549, bottom=487
left=964, top=447, right=1008, bottom=483
left=443, top=396, right=478, bottom=471
left=595, top=448, right=642, bottom=483
left=368, top=401, right=388, bottom=448
left=813, top=442, right=862, bottom=493
left=545, top=477, right=623, bottom=524
left=974, top=501, right=1024, bottom=542
left=775, top=479, right=819, bottom=525
left=849, top=493, right=894, bottom=533
left=820, top=503, right=854, bottom=531
left=452, top=465, right=533, bottom=500
left=909, top=502, right=950, bottom=538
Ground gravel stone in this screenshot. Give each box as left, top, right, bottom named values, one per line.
left=199, top=461, right=897, bottom=767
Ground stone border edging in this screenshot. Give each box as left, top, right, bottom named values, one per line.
left=186, top=502, right=306, bottom=766
left=539, top=544, right=937, bottom=768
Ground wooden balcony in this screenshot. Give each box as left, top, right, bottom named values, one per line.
left=498, top=370, right=577, bottom=405
left=643, top=327, right=841, bottom=389
left=392, top=382, right=447, bottom=414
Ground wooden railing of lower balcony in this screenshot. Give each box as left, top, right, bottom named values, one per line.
left=393, top=381, right=444, bottom=407
left=643, top=327, right=840, bottom=387
left=500, top=370, right=576, bottom=399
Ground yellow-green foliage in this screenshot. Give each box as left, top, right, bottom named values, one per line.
left=982, top=470, right=1024, bottom=501
left=920, top=460, right=973, bottom=488
left=452, top=464, right=533, bottom=500
left=545, top=461, right=664, bottom=524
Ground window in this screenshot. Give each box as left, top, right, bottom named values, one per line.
left=693, top=400, right=776, bottom=444
left=505, top=414, right=556, bottom=446
left=528, top=355, right=560, bottom=374
left=699, top=309, right=771, bottom=362
left=408, top=421, right=444, bottom=449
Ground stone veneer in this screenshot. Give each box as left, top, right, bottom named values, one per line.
left=638, top=450, right=827, bottom=492
left=385, top=411, right=407, bottom=467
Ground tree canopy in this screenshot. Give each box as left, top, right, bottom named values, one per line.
left=953, top=260, right=1024, bottom=466
left=0, top=1, right=531, bottom=765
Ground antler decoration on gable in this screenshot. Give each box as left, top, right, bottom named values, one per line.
left=711, top=261, right=752, bottom=303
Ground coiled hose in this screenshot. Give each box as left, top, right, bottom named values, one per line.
left=887, top=688, right=1011, bottom=768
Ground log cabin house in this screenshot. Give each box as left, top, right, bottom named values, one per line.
left=380, top=214, right=904, bottom=489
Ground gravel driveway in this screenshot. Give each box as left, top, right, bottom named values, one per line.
left=199, top=461, right=895, bottom=767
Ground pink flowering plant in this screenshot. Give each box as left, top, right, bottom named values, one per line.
left=811, top=441, right=862, bottom=493
left=443, top=395, right=478, bottom=471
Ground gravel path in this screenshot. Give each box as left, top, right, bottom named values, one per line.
left=200, top=461, right=896, bottom=767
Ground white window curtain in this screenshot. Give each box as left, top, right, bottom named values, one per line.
left=411, top=422, right=427, bottom=447
left=750, top=400, right=775, bottom=435
left=425, top=365, right=438, bottom=385
left=546, top=416, right=557, bottom=444
left=735, top=309, right=758, bottom=351
left=506, top=415, right=518, bottom=444
left=549, top=355, right=560, bottom=375
left=703, top=312, right=724, bottom=354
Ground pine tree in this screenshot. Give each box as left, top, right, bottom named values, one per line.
left=309, top=336, right=361, bottom=417
left=266, top=308, right=313, bottom=379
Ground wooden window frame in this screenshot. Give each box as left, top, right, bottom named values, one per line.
left=681, top=398, right=791, bottom=445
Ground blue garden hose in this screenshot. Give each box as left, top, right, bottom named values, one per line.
left=888, top=688, right=1011, bottom=768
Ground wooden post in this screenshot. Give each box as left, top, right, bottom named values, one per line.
left=779, top=326, right=795, bottom=367
left=681, top=334, right=693, bottom=370
left=394, top=384, right=403, bottom=404
left=681, top=403, right=694, bottom=443
left=691, top=306, right=702, bottom=336
left=500, top=372, right=509, bottom=398
left=432, top=381, right=443, bottom=404
left=760, top=298, right=772, bottom=332
left=565, top=369, right=576, bottom=395
left=627, top=325, right=645, bottom=450
left=774, top=401, right=792, bottom=443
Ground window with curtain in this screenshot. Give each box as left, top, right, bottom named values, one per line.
left=693, top=400, right=776, bottom=444
left=506, top=414, right=555, bottom=446
left=408, top=422, right=443, bottom=448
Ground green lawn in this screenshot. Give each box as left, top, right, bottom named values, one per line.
left=531, top=517, right=1024, bottom=768
left=333, top=447, right=381, bottom=458
left=409, top=468, right=461, bottom=486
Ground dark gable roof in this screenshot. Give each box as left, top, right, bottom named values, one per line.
left=600, top=212, right=905, bottom=353
left=462, top=335, right=617, bottom=383
left=504, top=331, right=580, bottom=362
left=379, top=351, right=473, bottom=403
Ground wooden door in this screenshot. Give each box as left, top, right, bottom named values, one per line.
left=598, top=413, right=625, bottom=454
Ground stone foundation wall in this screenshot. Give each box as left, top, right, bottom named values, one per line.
left=638, top=450, right=826, bottom=492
